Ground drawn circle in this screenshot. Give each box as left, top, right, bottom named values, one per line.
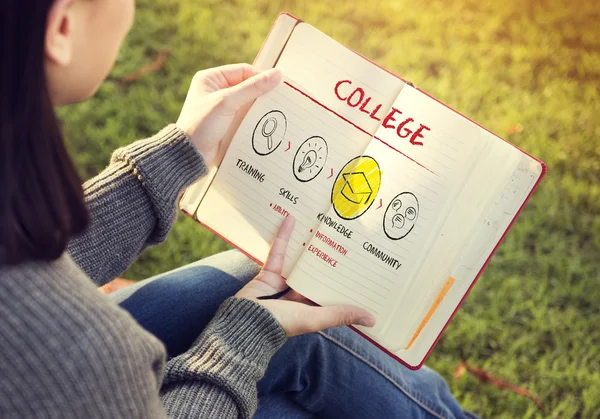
left=252, top=110, right=287, bottom=156
left=292, top=136, right=328, bottom=182
left=331, top=156, right=381, bottom=220
left=262, top=117, right=277, bottom=137
left=383, top=192, right=419, bottom=240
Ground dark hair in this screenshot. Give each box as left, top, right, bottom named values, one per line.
left=0, top=2, right=89, bottom=265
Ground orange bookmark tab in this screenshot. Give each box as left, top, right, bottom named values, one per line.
left=405, top=276, right=455, bottom=350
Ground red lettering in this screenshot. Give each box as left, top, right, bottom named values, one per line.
left=410, top=125, right=429, bottom=146
left=334, top=80, right=352, bottom=101
left=396, top=117, right=414, bottom=138
left=333, top=81, right=428, bottom=146
left=369, top=104, right=382, bottom=121
left=359, top=97, right=373, bottom=115
left=382, top=107, right=402, bottom=129
left=347, top=88, right=365, bottom=107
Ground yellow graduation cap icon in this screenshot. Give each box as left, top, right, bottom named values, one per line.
left=341, top=172, right=373, bottom=204
left=331, top=156, right=381, bottom=220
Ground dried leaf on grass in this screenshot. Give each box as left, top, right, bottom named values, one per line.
left=120, top=49, right=171, bottom=85
left=506, top=123, right=524, bottom=134
left=454, top=361, right=546, bottom=412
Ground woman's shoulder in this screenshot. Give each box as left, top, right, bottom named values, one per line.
left=0, top=256, right=167, bottom=416
left=0, top=253, right=166, bottom=375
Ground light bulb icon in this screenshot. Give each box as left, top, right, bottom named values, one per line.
left=298, top=150, right=317, bottom=172
left=292, top=136, right=328, bottom=182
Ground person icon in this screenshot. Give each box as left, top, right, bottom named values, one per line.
left=252, top=111, right=287, bottom=156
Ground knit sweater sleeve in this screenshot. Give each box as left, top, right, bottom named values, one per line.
left=161, top=297, right=287, bottom=418
left=68, top=125, right=206, bottom=286
left=0, top=257, right=286, bottom=419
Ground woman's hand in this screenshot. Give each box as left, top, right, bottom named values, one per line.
left=176, top=63, right=281, bottom=165
left=236, top=216, right=376, bottom=337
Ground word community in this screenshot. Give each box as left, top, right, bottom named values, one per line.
left=363, top=242, right=402, bottom=271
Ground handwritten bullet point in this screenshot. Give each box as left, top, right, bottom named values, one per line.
left=303, top=242, right=306, bottom=246
left=310, top=229, right=313, bottom=233
left=269, top=203, right=272, bottom=207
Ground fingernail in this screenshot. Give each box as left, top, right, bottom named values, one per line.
left=359, top=315, right=376, bottom=327
left=264, top=68, right=282, bottom=85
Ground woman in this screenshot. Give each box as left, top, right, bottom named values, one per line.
left=0, top=0, right=474, bottom=417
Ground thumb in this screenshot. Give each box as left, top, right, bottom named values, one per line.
left=222, top=68, right=282, bottom=110
left=303, top=305, right=376, bottom=334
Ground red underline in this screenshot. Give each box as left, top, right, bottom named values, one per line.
left=282, top=81, right=436, bottom=175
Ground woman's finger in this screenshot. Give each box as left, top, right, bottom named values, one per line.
left=263, top=215, right=295, bottom=275
left=298, top=305, right=376, bottom=335
left=221, top=68, right=282, bottom=110
left=197, top=63, right=260, bottom=89
left=282, top=289, right=316, bottom=304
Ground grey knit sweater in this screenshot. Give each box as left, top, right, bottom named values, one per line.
left=0, top=125, right=287, bottom=418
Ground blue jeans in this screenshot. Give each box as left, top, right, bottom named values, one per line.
left=110, top=250, right=475, bottom=419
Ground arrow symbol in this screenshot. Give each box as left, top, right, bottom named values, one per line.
left=376, top=199, right=382, bottom=210
left=284, top=141, right=291, bottom=152
left=327, top=168, right=334, bottom=179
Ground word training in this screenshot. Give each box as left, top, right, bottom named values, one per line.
left=236, top=159, right=265, bottom=182
left=334, top=80, right=430, bottom=146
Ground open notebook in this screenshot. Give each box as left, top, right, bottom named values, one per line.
left=180, top=13, right=546, bottom=369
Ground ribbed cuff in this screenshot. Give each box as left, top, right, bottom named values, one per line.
left=161, top=297, right=287, bottom=418
left=203, top=297, right=287, bottom=360
left=111, top=124, right=207, bottom=210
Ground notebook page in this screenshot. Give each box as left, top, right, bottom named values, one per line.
left=396, top=148, right=544, bottom=367
left=390, top=128, right=518, bottom=350
left=287, top=86, right=486, bottom=340
left=196, top=80, right=379, bottom=276
left=276, top=23, right=405, bottom=134
left=196, top=23, right=404, bottom=275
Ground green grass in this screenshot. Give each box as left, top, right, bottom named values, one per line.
left=59, top=0, right=600, bottom=416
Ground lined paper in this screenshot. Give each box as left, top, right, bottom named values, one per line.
left=198, top=79, right=376, bottom=276
left=288, top=86, right=486, bottom=335
left=197, top=23, right=405, bottom=275
left=276, top=23, right=405, bottom=134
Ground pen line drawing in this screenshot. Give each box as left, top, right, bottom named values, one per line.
left=252, top=110, right=287, bottom=156
left=331, top=156, right=381, bottom=220
left=383, top=192, right=419, bottom=240
left=293, top=136, right=328, bottom=182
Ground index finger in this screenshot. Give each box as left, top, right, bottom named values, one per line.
left=263, top=215, right=296, bottom=275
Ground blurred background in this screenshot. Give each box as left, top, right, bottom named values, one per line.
left=59, top=0, right=599, bottom=417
